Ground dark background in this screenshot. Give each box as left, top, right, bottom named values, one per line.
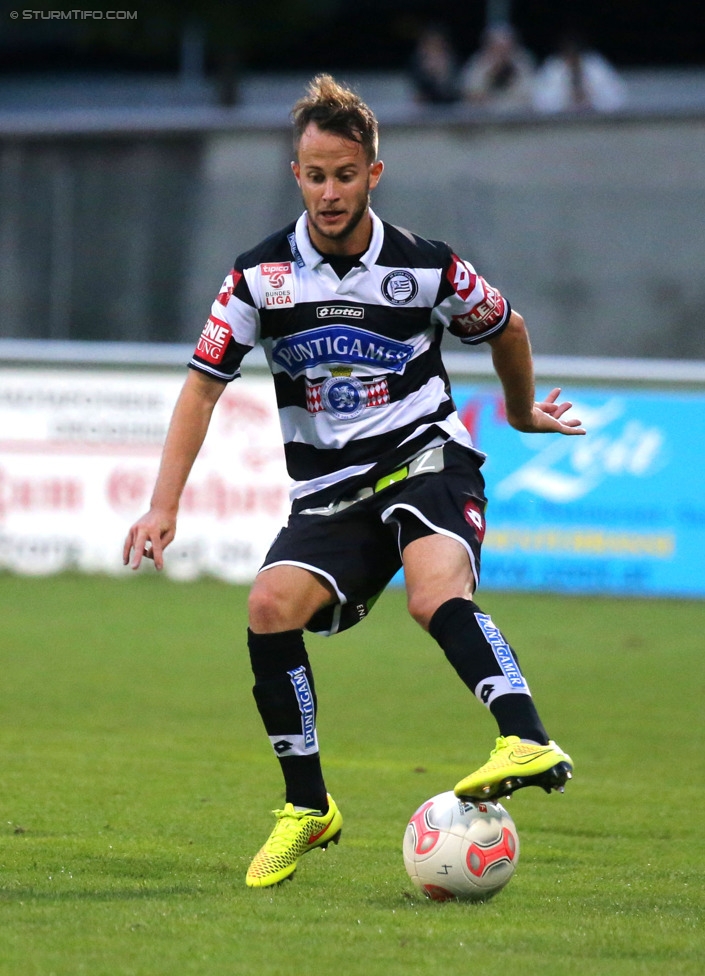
left=1, top=0, right=704, bottom=79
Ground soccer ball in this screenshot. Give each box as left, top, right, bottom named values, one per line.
left=403, top=790, right=519, bottom=902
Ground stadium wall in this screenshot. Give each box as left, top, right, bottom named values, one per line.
left=1, top=112, right=704, bottom=357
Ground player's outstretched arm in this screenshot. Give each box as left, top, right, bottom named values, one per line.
left=123, top=370, right=227, bottom=570
left=488, top=311, right=586, bottom=436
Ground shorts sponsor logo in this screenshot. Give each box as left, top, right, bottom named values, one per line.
left=475, top=613, right=527, bottom=690
left=272, top=325, right=413, bottom=378
left=196, top=315, right=231, bottom=364
left=381, top=270, right=418, bottom=305
left=316, top=304, right=365, bottom=320
left=288, top=665, right=317, bottom=749
left=463, top=499, right=486, bottom=542
left=261, top=262, right=294, bottom=308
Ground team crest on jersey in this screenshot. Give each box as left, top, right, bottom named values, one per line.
left=381, top=270, right=418, bottom=305
left=320, top=376, right=367, bottom=420
left=306, top=375, right=390, bottom=416
left=261, top=262, right=294, bottom=308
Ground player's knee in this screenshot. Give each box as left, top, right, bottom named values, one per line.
left=248, top=584, right=292, bottom=633
left=408, top=590, right=478, bottom=632
left=406, top=592, right=437, bottom=632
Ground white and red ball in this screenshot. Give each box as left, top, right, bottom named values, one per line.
left=403, top=790, right=519, bottom=902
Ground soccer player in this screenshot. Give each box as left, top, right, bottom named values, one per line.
left=123, top=74, right=586, bottom=888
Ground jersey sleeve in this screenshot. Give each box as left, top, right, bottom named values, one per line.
left=189, top=263, right=260, bottom=381
left=432, top=250, right=511, bottom=345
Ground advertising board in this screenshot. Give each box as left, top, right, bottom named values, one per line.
left=1, top=368, right=702, bottom=597
left=456, top=384, right=705, bottom=597
left=0, top=368, right=289, bottom=581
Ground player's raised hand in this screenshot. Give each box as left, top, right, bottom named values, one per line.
left=528, top=387, right=586, bottom=435
left=122, top=508, right=176, bottom=571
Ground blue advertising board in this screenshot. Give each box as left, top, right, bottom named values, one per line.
left=452, top=384, right=705, bottom=597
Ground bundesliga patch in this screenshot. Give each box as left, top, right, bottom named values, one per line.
left=196, top=315, right=232, bottom=365
left=261, top=261, right=294, bottom=309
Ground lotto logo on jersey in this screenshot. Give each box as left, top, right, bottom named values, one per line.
left=215, top=268, right=242, bottom=307
left=261, top=262, right=294, bottom=307
left=196, top=315, right=232, bottom=364
left=446, top=254, right=478, bottom=301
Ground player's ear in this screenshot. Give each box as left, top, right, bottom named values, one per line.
left=369, top=159, right=384, bottom=190
left=291, top=160, right=301, bottom=186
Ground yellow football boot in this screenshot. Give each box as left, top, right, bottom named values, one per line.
left=246, top=794, right=343, bottom=888
left=455, top=736, right=573, bottom=801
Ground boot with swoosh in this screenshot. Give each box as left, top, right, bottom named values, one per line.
left=246, top=794, right=343, bottom=887
left=454, top=736, right=573, bottom=801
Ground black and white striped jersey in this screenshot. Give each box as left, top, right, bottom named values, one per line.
left=189, top=209, right=511, bottom=507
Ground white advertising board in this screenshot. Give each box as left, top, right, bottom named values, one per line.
left=0, top=368, right=290, bottom=580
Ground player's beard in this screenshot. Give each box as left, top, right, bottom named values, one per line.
left=307, top=190, right=371, bottom=246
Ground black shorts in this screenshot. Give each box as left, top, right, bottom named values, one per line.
left=259, top=441, right=487, bottom=635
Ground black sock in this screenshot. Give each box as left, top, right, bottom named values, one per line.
left=428, top=598, right=548, bottom=744
left=279, top=756, right=328, bottom=813
left=248, top=628, right=328, bottom=810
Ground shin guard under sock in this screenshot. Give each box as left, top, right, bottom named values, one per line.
left=428, top=598, right=548, bottom=744
left=247, top=628, right=327, bottom=810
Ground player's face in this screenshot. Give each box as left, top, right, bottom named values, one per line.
left=292, top=123, right=384, bottom=255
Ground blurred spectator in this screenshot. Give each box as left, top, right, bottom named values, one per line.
left=533, top=31, right=627, bottom=113
left=461, top=24, right=536, bottom=112
left=409, top=23, right=463, bottom=105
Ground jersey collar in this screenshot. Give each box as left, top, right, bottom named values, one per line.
left=294, top=208, right=384, bottom=271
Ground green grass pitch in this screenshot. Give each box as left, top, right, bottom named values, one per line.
left=1, top=573, right=703, bottom=976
